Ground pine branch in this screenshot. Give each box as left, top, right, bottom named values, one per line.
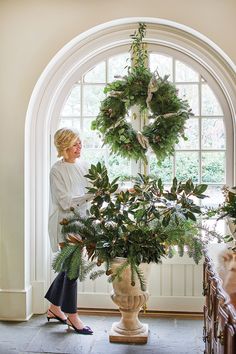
left=108, top=260, right=130, bottom=283
left=78, top=259, right=97, bottom=282
left=52, top=244, right=76, bottom=273
left=130, top=260, right=136, bottom=287
left=89, top=269, right=106, bottom=280
left=67, top=245, right=83, bottom=280
left=133, top=263, right=147, bottom=291
left=130, top=23, right=148, bottom=70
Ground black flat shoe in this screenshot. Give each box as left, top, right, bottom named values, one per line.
left=47, top=309, right=67, bottom=324
left=67, top=319, right=93, bottom=335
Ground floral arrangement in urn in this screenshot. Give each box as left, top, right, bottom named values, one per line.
left=53, top=162, right=221, bottom=289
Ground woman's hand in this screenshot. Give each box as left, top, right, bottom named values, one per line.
left=128, top=188, right=136, bottom=194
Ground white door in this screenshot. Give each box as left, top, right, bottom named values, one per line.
left=76, top=255, right=204, bottom=312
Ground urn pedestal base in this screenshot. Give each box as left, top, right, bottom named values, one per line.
left=109, top=258, right=151, bottom=344
left=109, top=322, right=148, bottom=344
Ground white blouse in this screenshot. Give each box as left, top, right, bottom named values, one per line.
left=48, top=159, right=92, bottom=252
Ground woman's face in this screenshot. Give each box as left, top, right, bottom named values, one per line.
left=65, top=138, right=82, bottom=162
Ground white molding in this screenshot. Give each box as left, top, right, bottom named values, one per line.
left=148, top=295, right=204, bottom=312
left=32, top=280, right=48, bottom=314
left=0, top=286, right=33, bottom=321
left=24, top=17, right=236, bottom=315
left=76, top=293, right=204, bottom=312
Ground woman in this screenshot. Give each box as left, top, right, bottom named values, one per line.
left=45, top=127, right=93, bottom=335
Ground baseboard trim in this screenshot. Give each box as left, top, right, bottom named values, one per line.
left=78, top=308, right=203, bottom=319
left=76, top=292, right=204, bottom=312
left=0, top=286, right=33, bottom=321
left=0, top=281, right=49, bottom=321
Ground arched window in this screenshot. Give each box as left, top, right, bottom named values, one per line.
left=26, top=19, right=236, bottom=313
left=58, top=46, right=230, bottom=207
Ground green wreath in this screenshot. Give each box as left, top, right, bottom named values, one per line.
left=92, top=24, right=192, bottom=164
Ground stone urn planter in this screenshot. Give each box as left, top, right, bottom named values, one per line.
left=109, top=257, right=151, bottom=344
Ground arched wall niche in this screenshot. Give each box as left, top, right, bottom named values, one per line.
left=25, top=17, right=236, bottom=313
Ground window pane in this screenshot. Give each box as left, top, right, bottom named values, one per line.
left=176, top=84, right=199, bottom=115
left=176, top=118, right=199, bottom=149
left=82, top=85, right=105, bottom=116
left=59, top=118, right=81, bottom=130
left=72, top=119, right=81, bottom=131
left=82, top=148, right=105, bottom=165
left=108, top=155, right=131, bottom=181
left=176, top=152, right=199, bottom=182
left=175, top=60, right=199, bottom=82
left=202, top=152, right=225, bottom=183
left=108, top=53, right=130, bottom=82
left=149, top=155, right=173, bottom=183
left=202, top=185, right=224, bottom=208
left=59, top=118, right=74, bottom=128
left=201, top=118, right=225, bottom=149
left=201, top=84, right=223, bottom=116
left=61, top=85, right=80, bottom=116
left=82, top=118, right=102, bottom=148
left=149, top=53, right=173, bottom=81
left=83, top=61, right=106, bottom=83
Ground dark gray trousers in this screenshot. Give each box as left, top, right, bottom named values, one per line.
left=44, top=271, right=77, bottom=313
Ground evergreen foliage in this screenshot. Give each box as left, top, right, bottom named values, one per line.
left=91, top=23, right=192, bottom=164
left=206, top=185, right=236, bottom=243
left=52, top=162, right=223, bottom=287
left=219, top=186, right=236, bottom=220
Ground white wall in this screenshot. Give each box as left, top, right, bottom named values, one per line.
left=0, top=0, right=236, bottom=320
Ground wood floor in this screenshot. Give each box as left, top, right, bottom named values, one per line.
left=0, top=313, right=204, bottom=354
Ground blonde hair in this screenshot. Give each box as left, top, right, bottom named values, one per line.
left=54, top=128, right=80, bottom=158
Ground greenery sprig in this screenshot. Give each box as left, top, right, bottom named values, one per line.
left=219, top=186, right=236, bottom=220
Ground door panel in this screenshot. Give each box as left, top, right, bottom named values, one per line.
left=76, top=254, right=204, bottom=312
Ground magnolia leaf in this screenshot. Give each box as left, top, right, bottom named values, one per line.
left=189, top=206, right=201, bottom=214
left=165, top=193, right=177, bottom=201
left=158, top=178, right=164, bottom=192
left=110, top=184, right=119, bottom=193
left=162, top=214, right=171, bottom=227
left=195, top=194, right=208, bottom=199
left=193, top=184, right=208, bottom=195
left=187, top=211, right=196, bottom=221
left=111, top=176, right=120, bottom=185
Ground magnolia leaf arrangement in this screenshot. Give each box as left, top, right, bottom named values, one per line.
left=91, top=23, right=192, bottom=164
left=52, top=162, right=222, bottom=290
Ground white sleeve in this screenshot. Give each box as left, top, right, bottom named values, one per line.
left=50, top=170, right=73, bottom=211
left=72, top=193, right=94, bottom=207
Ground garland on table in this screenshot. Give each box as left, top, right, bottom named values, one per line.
left=91, top=23, right=193, bottom=164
